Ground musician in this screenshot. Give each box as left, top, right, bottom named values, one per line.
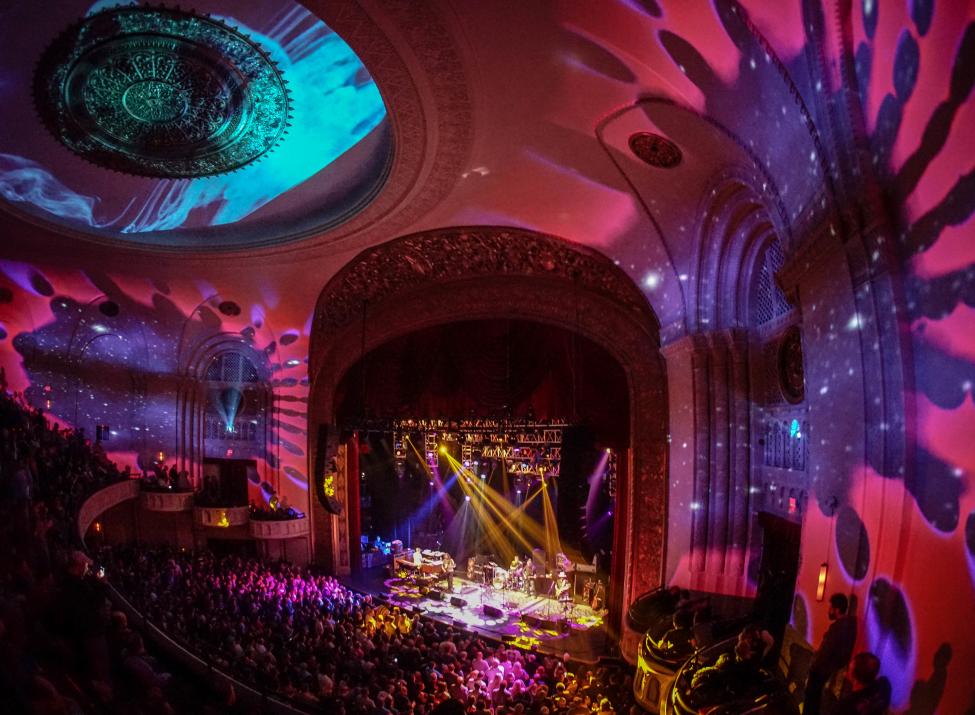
left=467, top=556, right=475, bottom=581
left=582, top=577, right=595, bottom=603
left=442, top=553, right=456, bottom=592
left=510, top=554, right=522, bottom=571
left=523, top=558, right=536, bottom=595
left=555, top=571, right=572, bottom=613
left=590, top=580, right=606, bottom=611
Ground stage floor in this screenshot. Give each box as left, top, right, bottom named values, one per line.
left=345, top=568, right=616, bottom=663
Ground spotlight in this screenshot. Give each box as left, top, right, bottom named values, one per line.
left=429, top=480, right=434, bottom=487
left=463, top=460, right=470, bottom=467
left=439, top=445, right=447, bottom=455
left=480, top=474, right=486, bottom=480
left=607, top=510, right=613, bottom=516
left=465, top=495, right=471, bottom=501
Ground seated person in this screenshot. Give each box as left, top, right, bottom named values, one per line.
left=690, top=627, right=772, bottom=693
left=834, top=652, right=891, bottom=715
left=691, top=607, right=715, bottom=650
left=661, top=609, right=696, bottom=654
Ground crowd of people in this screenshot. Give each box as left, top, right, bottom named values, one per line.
left=142, top=464, right=193, bottom=493
left=0, top=389, right=185, bottom=713
left=0, top=371, right=893, bottom=715
left=249, top=499, right=304, bottom=521
left=102, top=543, right=639, bottom=715
left=0, top=384, right=637, bottom=714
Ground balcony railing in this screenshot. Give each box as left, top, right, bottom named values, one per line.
left=77, top=479, right=141, bottom=541
left=141, top=489, right=195, bottom=512
left=249, top=516, right=309, bottom=540
left=193, top=505, right=250, bottom=528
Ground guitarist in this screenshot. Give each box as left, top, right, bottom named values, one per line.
left=555, top=571, right=572, bottom=613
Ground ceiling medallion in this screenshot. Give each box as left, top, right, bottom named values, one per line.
left=628, top=132, right=682, bottom=168
left=33, top=6, right=291, bottom=178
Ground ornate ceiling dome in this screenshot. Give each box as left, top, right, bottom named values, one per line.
left=34, top=6, right=292, bottom=178
left=0, top=0, right=391, bottom=249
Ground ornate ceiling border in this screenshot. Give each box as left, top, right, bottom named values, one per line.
left=1, top=0, right=474, bottom=255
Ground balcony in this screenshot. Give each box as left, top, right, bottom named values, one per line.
left=193, top=505, right=250, bottom=528
left=77, top=478, right=141, bottom=541
left=249, top=516, right=310, bottom=540
left=141, top=488, right=194, bottom=512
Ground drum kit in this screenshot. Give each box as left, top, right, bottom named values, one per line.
left=472, top=560, right=536, bottom=595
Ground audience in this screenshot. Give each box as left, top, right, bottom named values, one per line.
left=0, top=390, right=178, bottom=713
left=4, top=385, right=804, bottom=714
left=0, top=389, right=637, bottom=714
left=102, top=543, right=637, bottom=714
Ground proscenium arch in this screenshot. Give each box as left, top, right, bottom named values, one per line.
left=308, top=227, right=669, bottom=627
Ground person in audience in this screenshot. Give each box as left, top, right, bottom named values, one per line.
left=661, top=609, right=695, bottom=653
left=834, top=652, right=891, bottom=715
left=804, top=593, right=858, bottom=715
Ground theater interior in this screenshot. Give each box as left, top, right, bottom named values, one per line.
left=0, top=1, right=973, bottom=713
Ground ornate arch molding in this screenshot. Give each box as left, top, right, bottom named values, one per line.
left=309, top=227, right=669, bottom=615
left=175, top=333, right=274, bottom=483
left=693, top=169, right=782, bottom=331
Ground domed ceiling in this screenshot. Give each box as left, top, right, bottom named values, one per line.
left=0, top=0, right=390, bottom=249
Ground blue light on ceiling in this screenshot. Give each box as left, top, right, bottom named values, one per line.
left=0, top=1, right=387, bottom=235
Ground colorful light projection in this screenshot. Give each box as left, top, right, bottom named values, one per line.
left=0, top=0, right=389, bottom=244
left=0, top=260, right=312, bottom=513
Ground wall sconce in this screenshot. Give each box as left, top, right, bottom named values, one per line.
left=818, top=495, right=838, bottom=601
left=816, top=562, right=829, bottom=601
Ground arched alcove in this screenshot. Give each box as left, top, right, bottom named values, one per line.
left=175, top=336, right=273, bottom=492
left=308, top=227, right=668, bottom=627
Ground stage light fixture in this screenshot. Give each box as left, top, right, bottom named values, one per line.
left=465, top=495, right=471, bottom=501
left=439, top=445, right=447, bottom=455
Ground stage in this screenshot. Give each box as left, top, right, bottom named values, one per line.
left=345, top=567, right=615, bottom=663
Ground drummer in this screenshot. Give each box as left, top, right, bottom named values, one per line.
left=510, top=554, right=522, bottom=572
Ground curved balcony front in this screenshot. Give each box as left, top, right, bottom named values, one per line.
left=193, top=505, right=250, bottom=528
left=249, top=516, right=310, bottom=540
left=141, top=489, right=194, bottom=512
left=77, top=479, right=141, bottom=542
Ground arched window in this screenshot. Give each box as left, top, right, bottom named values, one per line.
left=206, top=352, right=260, bottom=383
left=750, top=239, right=792, bottom=327
left=203, top=352, right=264, bottom=444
